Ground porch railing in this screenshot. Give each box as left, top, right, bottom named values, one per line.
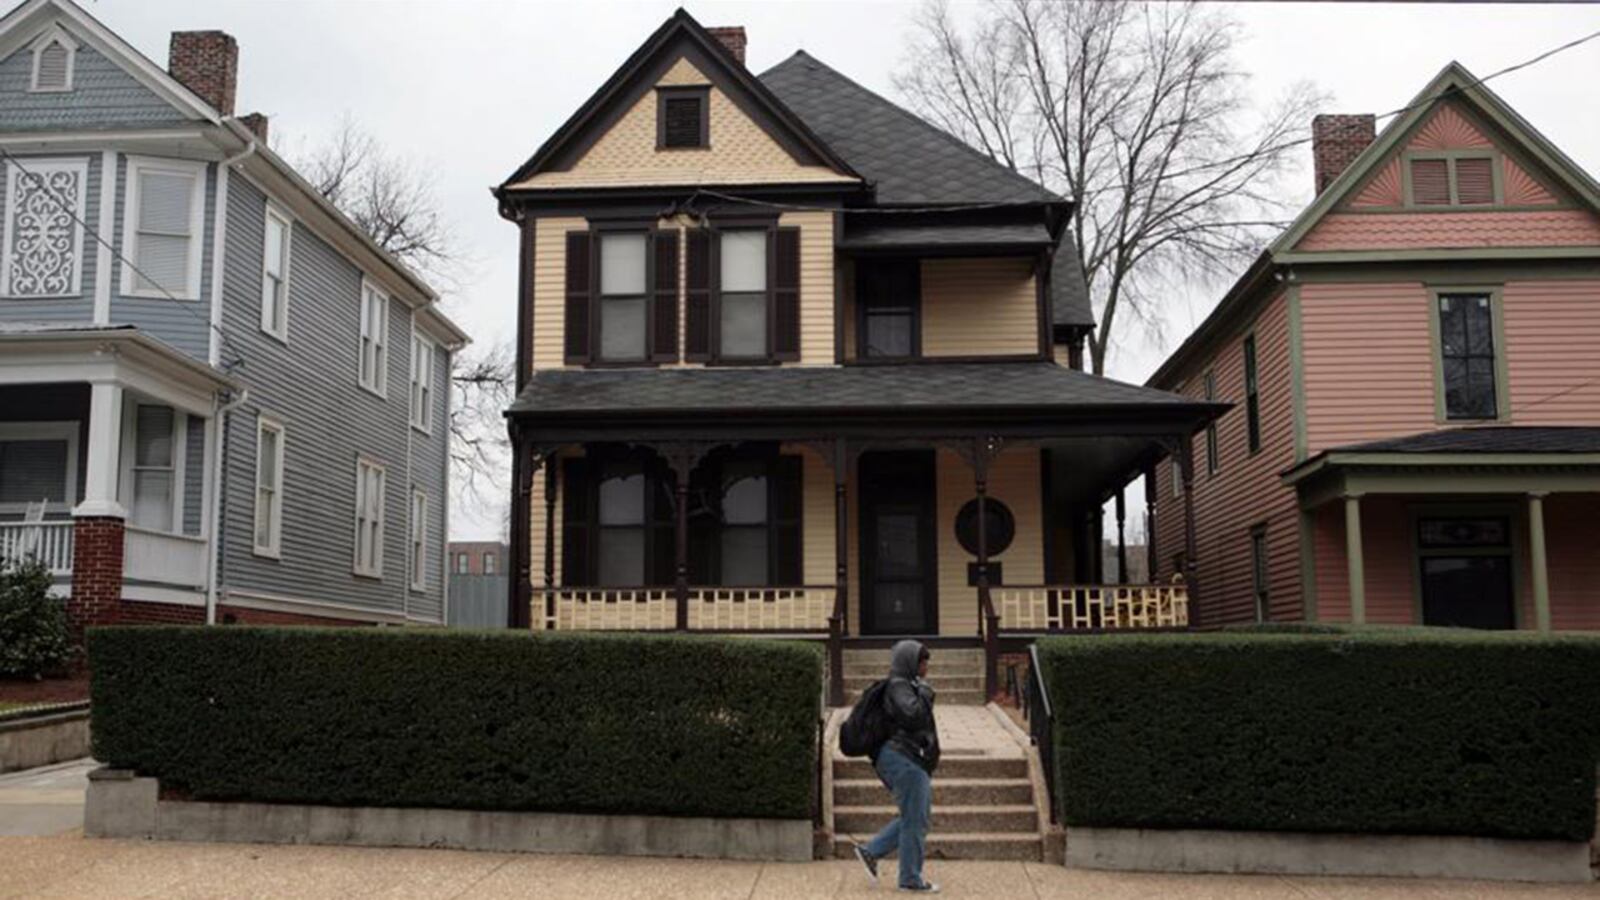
left=993, top=584, right=1189, bottom=632
left=123, top=526, right=208, bottom=590
left=540, top=586, right=836, bottom=633
left=0, top=521, right=74, bottom=575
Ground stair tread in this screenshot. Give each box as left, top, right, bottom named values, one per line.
left=834, top=832, right=1041, bottom=843
left=833, top=777, right=1031, bottom=787
left=835, top=804, right=1036, bottom=814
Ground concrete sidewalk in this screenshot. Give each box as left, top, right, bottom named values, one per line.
left=2, top=835, right=1596, bottom=899
left=0, top=758, right=95, bottom=838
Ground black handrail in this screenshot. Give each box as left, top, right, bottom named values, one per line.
left=1023, top=643, right=1057, bottom=824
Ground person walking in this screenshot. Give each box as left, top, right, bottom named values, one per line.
left=853, top=640, right=940, bottom=893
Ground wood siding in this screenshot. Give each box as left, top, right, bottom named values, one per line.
left=1298, top=210, right=1600, bottom=252
left=919, top=258, right=1038, bottom=357
left=1503, top=279, right=1600, bottom=422
left=1547, top=494, right=1600, bottom=630
left=786, top=211, right=835, bottom=366
left=933, top=447, right=1042, bottom=636
left=1153, top=289, right=1303, bottom=624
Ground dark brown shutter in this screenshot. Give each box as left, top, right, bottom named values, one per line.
left=651, top=230, right=680, bottom=363
left=563, top=231, right=592, bottom=364
left=560, top=458, right=593, bottom=585
left=1410, top=159, right=1450, bottom=206
left=684, top=229, right=712, bottom=361
left=1456, top=157, right=1494, bottom=205
left=769, top=454, right=803, bottom=585
left=772, top=227, right=801, bottom=361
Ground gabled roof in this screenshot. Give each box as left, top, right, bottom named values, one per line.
left=759, top=51, right=1058, bottom=206
left=498, top=9, right=858, bottom=190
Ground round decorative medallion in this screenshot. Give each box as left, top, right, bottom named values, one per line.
left=954, top=498, right=1015, bottom=557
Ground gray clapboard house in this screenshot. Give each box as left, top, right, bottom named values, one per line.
left=0, top=0, right=467, bottom=629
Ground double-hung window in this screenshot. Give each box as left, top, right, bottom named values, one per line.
left=483, top=552, right=498, bottom=575
left=857, top=260, right=918, bottom=359
left=359, top=281, right=389, bottom=395
left=354, top=457, right=386, bottom=577
left=126, top=404, right=177, bottom=532
left=597, top=232, right=649, bottom=362
left=2, top=158, right=87, bottom=298
left=718, top=229, right=768, bottom=359
left=596, top=461, right=646, bottom=586
left=123, top=157, right=204, bottom=299
left=1250, top=525, right=1269, bottom=622
left=254, top=417, right=285, bottom=557
left=454, top=552, right=469, bottom=574
left=410, top=490, right=427, bottom=591
left=1436, top=292, right=1500, bottom=420
left=0, top=422, right=78, bottom=514
left=410, top=333, right=435, bottom=432
left=261, top=207, right=290, bottom=340
left=718, top=461, right=769, bottom=586
left=1242, top=335, right=1261, bottom=454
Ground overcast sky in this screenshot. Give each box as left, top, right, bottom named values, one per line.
left=90, top=0, right=1600, bottom=539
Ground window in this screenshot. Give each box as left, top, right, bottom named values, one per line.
left=1203, top=370, right=1219, bottom=476
left=657, top=87, right=709, bottom=149
left=410, top=333, right=435, bottom=432
left=1436, top=292, right=1499, bottom=420
left=260, top=207, right=290, bottom=339
left=2, top=159, right=87, bottom=298
left=596, top=461, right=646, bottom=586
left=597, top=232, right=648, bottom=362
left=454, top=552, right=470, bottom=574
left=1417, top=516, right=1514, bottom=629
left=857, top=260, right=918, bottom=359
left=719, top=229, right=767, bottom=359
left=253, top=417, right=284, bottom=557
left=719, top=461, right=769, bottom=586
left=410, top=490, right=427, bottom=591
left=483, top=552, right=498, bottom=575
left=122, top=157, right=205, bottom=299
left=1409, top=154, right=1497, bottom=207
left=0, top=422, right=78, bottom=514
left=1243, top=335, right=1261, bottom=454
left=354, top=458, right=386, bottom=577
left=126, top=404, right=177, bottom=532
left=1250, top=525, right=1269, bottom=623
left=28, top=29, right=75, bottom=92
left=359, top=281, right=389, bottom=394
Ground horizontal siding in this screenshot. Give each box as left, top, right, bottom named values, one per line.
left=1301, top=282, right=1434, bottom=452
left=920, top=258, right=1038, bottom=357
left=1547, top=494, right=1600, bottom=631
left=934, top=447, right=1042, bottom=636
left=1503, top=279, right=1600, bottom=424
left=1299, top=210, right=1600, bottom=252
left=182, top=414, right=204, bottom=536
left=782, top=210, right=834, bottom=366
left=0, top=151, right=99, bottom=324
left=531, top=216, right=585, bottom=370
left=0, top=40, right=189, bottom=132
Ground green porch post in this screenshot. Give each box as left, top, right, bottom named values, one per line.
left=1344, top=493, right=1366, bottom=624
left=1528, top=492, right=1552, bottom=633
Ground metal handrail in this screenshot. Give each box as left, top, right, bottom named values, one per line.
left=1024, top=643, right=1057, bottom=824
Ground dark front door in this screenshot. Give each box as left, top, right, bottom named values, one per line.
left=1418, top=516, right=1516, bottom=630
left=860, top=451, right=938, bottom=635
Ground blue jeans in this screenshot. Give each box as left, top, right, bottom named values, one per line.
left=864, top=746, right=931, bottom=888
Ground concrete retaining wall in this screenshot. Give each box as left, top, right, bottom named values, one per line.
left=86, top=769, right=812, bottom=862
left=1066, top=826, right=1595, bottom=883
left=0, top=706, right=90, bottom=774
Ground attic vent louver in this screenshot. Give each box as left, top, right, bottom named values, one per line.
left=29, top=28, right=77, bottom=92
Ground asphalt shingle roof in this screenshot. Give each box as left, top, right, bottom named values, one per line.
left=1335, top=427, right=1600, bottom=455
left=509, top=361, right=1197, bottom=416
left=759, top=52, right=1056, bottom=207
left=1051, top=237, right=1094, bottom=328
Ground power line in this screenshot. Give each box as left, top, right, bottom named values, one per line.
left=0, top=146, right=246, bottom=373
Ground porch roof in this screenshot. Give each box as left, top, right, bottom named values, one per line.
left=838, top=221, right=1053, bottom=252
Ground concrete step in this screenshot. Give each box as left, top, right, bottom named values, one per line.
left=833, top=755, right=1027, bottom=780
left=833, top=777, right=1034, bottom=807
left=841, top=663, right=978, bottom=679
left=842, top=674, right=982, bottom=693
left=833, top=832, right=1043, bottom=862
left=843, top=688, right=985, bottom=706
left=835, top=805, right=1038, bottom=834
left=842, top=649, right=983, bottom=666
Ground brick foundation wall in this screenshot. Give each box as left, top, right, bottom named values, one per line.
left=216, top=605, right=373, bottom=627
left=68, top=516, right=125, bottom=641
left=119, top=600, right=205, bottom=626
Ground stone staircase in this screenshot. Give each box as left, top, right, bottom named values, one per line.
left=828, top=700, right=1045, bottom=862
left=840, top=647, right=986, bottom=706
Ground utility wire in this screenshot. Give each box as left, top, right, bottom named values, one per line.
left=0, top=146, right=246, bottom=373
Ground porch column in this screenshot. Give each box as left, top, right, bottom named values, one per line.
left=1178, top=436, right=1200, bottom=627
left=1344, top=493, right=1366, bottom=625
left=508, top=436, right=534, bottom=629
left=658, top=443, right=711, bottom=633
left=69, top=380, right=127, bottom=642
left=1115, top=487, right=1128, bottom=585
left=830, top=438, right=849, bottom=707
left=543, top=462, right=557, bottom=629
left=1144, top=465, right=1157, bottom=581
left=972, top=437, right=1001, bottom=699
left=75, top=380, right=124, bottom=519
left=1528, top=492, right=1551, bottom=633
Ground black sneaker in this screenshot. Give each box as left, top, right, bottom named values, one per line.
left=899, top=881, right=940, bottom=893
left=852, top=843, right=879, bottom=885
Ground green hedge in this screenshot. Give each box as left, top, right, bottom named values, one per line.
left=89, top=627, right=822, bottom=819
left=1038, top=627, right=1600, bottom=840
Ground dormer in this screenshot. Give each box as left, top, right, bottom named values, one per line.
left=28, top=24, right=76, bottom=92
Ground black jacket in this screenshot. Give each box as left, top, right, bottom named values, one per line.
left=877, top=640, right=940, bottom=773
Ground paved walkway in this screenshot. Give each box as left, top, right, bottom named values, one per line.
left=2, top=835, right=1596, bottom=898
left=0, top=758, right=94, bottom=838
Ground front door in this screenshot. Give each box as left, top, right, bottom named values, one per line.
left=859, top=451, right=938, bottom=635
left=1417, top=516, right=1516, bottom=630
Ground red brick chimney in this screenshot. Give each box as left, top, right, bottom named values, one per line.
left=168, top=30, right=237, bottom=116
left=1312, top=114, right=1376, bottom=195
left=707, top=26, right=746, bottom=66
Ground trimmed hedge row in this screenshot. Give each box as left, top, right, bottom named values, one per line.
left=89, top=627, right=822, bottom=820
left=1038, top=627, right=1600, bottom=841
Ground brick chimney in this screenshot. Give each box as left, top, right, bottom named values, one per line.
left=706, top=26, right=746, bottom=66
left=168, top=30, right=237, bottom=116
left=238, top=112, right=269, bottom=144
left=1312, top=114, right=1376, bottom=194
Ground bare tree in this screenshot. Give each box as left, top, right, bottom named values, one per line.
left=297, top=116, right=509, bottom=499
left=897, top=0, right=1325, bottom=374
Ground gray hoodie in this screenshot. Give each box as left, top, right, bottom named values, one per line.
left=880, top=640, right=940, bottom=773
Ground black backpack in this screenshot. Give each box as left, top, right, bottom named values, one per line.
left=839, top=679, right=893, bottom=758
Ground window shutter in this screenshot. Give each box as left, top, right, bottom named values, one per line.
left=769, top=454, right=803, bottom=586
left=684, top=229, right=712, bottom=361
left=560, top=458, right=594, bottom=585
left=564, top=232, right=592, bottom=364
left=772, top=227, right=801, bottom=361
left=663, top=97, right=703, bottom=149
left=1456, top=157, right=1494, bottom=205
left=651, top=230, right=680, bottom=362
left=1410, top=159, right=1450, bottom=206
